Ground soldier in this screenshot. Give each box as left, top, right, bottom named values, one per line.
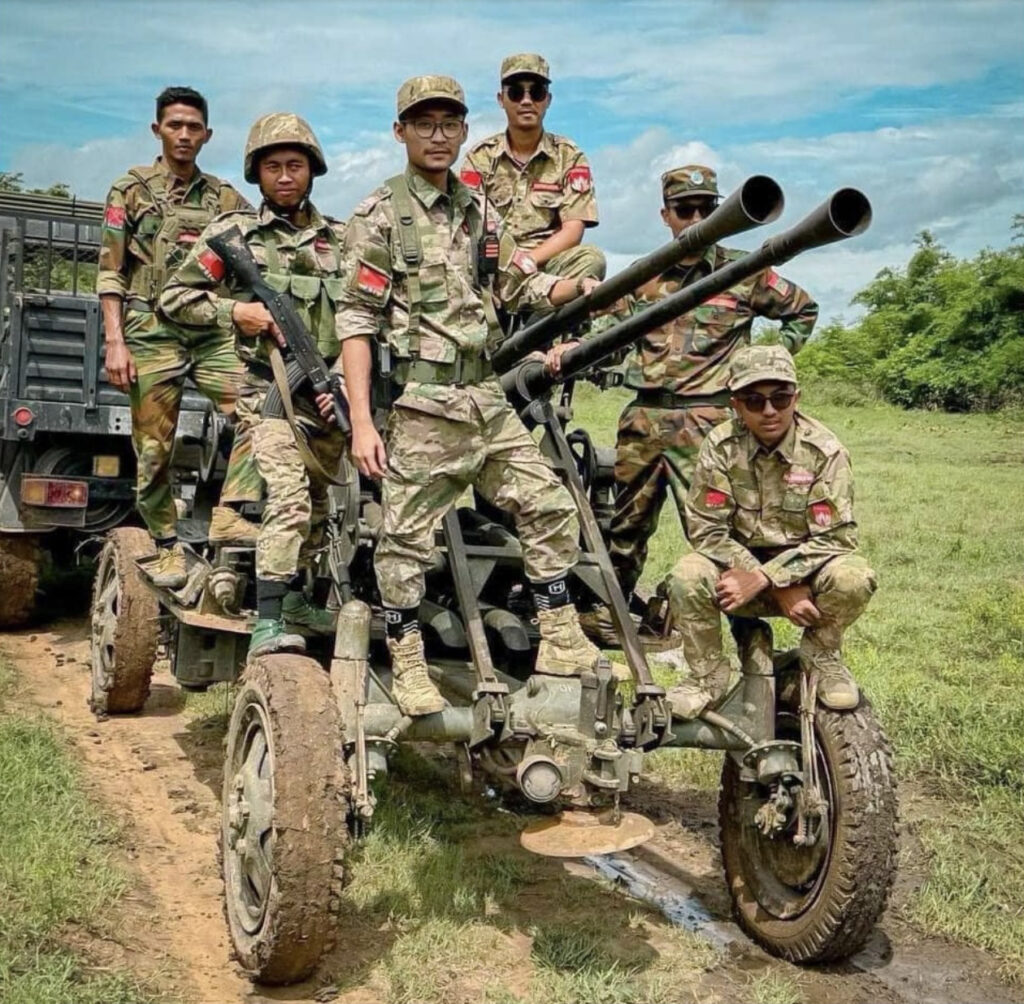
left=666, top=344, right=875, bottom=717
left=98, top=86, right=262, bottom=587
left=579, top=165, right=818, bottom=644
left=459, top=53, right=605, bottom=286
left=160, top=113, right=348, bottom=658
left=337, top=75, right=607, bottom=717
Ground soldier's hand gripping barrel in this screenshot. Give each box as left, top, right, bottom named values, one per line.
left=502, top=188, right=872, bottom=402
left=491, top=174, right=785, bottom=372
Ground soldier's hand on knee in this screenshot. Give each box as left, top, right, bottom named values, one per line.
left=351, top=421, right=387, bottom=479
left=105, top=340, right=137, bottom=391
left=772, top=584, right=821, bottom=627
left=231, top=301, right=286, bottom=347
left=716, top=567, right=770, bottom=612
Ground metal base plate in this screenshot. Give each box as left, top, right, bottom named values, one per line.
left=520, top=809, right=656, bottom=858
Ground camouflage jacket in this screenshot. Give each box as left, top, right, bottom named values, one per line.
left=684, top=413, right=858, bottom=587
left=459, top=131, right=598, bottom=248
left=623, top=244, right=818, bottom=396
left=337, top=167, right=558, bottom=420
left=158, top=202, right=346, bottom=367
left=97, top=157, right=249, bottom=304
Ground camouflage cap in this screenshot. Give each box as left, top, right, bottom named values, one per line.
left=500, top=53, right=551, bottom=82
left=662, top=164, right=720, bottom=202
left=729, top=345, right=799, bottom=391
left=244, top=112, right=326, bottom=183
left=396, top=75, right=468, bottom=119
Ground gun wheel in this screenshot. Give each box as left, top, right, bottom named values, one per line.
left=89, top=528, right=159, bottom=713
left=222, top=653, right=351, bottom=985
left=0, top=533, right=41, bottom=628
left=718, top=693, right=898, bottom=964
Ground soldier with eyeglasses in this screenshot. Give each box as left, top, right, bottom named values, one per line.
left=580, top=164, right=819, bottom=647
left=459, top=53, right=605, bottom=289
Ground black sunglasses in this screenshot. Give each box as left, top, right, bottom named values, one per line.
left=670, top=199, right=717, bottom=220
left=734, top=391, right=797, bottom=413
left=505, top=81, right=549, bottom=102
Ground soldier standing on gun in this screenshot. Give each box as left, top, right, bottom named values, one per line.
left=98, top=86, right=262, bottom=587
left=578, top=166, right=818, bottom=644
left=337, top=75, right=607, bottom=717
left=460, top=54, right=605, bottom=286
left=667, top=345, right=874, bottom=716
left=161, top=114, right=348, bottom=659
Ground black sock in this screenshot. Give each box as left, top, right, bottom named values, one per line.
left=384, top=605, right=420, bottom=641
left=532, top=574, right=571, bottom=612
left=257, top=579, right=288, bottom=620
left=154, top=535, right=177, bottom=549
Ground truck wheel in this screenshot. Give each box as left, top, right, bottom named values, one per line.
left=222, top=654, right=350, bottom=985
left=0, top=533, right=41, bottom=628
left=89, top=528, right=160, bottom=714
left=718, top=693, right=898, bottom=964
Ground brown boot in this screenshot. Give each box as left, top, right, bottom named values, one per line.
left=536, top=604, right=609, bottom=676
left=208, top=506, right=259, bottom=546
left=666, top=657, right=732, bottom=719
left=387, top=632, right=444, bottom=716
left=145, top=542, right=187, bottom=589
left=802, top=646, right=860, bottom=710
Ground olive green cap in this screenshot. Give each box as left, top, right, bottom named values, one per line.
left=243, top=112, right=327, bottom=183
left=661, top=164, right=720, bottom=201
left=729, top=345, right=799, bottom=391
left=500, top=53, right=551, bottom=82
left=396, top=75, right=468, bottom=119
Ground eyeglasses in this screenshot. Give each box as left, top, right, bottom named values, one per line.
left=407, top=118, right=465, bottom=140
left=669, top=199, right=717, bottom=220
left=734, top=391, right=797, bottom=413
left=505, top=81, right=549, bottom=102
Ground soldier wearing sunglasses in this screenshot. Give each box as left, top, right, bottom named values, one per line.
left=666, top=344, right=875, bottom=718
left=581, top=164, right=818, bottom=647
left=459, top=53, right=605, bottom=291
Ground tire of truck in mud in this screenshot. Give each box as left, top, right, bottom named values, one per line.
left=89, top=527, right=160, bottom=714
left=0, top=533, right=41, bottom=628
left=718, top=689, right=898, bottom=964
left=221, top=654, right=351, bottom=986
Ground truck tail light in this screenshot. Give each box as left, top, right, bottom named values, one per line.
left=12, top=407, right=34, bottom=427
left=21, top=476, right=89, bottom=508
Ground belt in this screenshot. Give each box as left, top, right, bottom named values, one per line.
left=126, top=297, right=155, bottom=313
left=393, top=356, right=493, bottom=387
left=632, top=389, right=732, bottom=410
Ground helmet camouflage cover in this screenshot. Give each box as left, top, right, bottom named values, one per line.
left=244, top=112, right=327, bottom=183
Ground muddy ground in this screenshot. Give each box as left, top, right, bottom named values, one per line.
left=2, top=617, right=1018, bottom=1004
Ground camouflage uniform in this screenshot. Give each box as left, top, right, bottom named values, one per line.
left=667, top=345, right=875, bottom=714
left=609, top=165, right=818, bottom=597
left=98, top=158, right=261, bottom=538
left=459, top=53, right=605, bottom=284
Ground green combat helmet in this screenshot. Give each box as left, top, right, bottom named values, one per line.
left=243, top=112, right=328, bottom=183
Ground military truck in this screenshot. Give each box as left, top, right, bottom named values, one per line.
left=0, top=190, right=228, bottom=626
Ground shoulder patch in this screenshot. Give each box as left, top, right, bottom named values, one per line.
left=565, top=165, right=592, bottom=193
left=460, top=168, right=483, bottom=189
left=197, top=248, right=226, bottom=282
left=765, top=268, right=792, bottom=296
left=704, top=488, right=729, bottom=509
left=103, top=205, right=126, bottom=229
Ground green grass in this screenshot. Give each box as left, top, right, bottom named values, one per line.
left=0, top=660, right=160, bottom=1004
left=572, top=379, right=1024, bottom=980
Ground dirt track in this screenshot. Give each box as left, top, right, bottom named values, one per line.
left=2, top=617, right=1019, bottom=1004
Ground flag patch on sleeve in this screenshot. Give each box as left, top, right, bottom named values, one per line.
left=565, top=166, right=592, bottom=193
left=810, top=501, right=832, bottom=527
left=766, top=269, right=791, bottom=296
left=356, top=261, right=389, bottom=297
left=104, top=205, right=126, bottom=229
left=198, top=249, right=225, bottom=282
left=705, top=489, right=729, bottom=508
left=460, top=169, right=482, bottom=189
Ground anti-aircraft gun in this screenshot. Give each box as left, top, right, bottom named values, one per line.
left=88, top=181, right=897, bottom=986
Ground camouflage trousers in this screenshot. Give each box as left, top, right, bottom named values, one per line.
left=125, top=307, right=262, bottom=539
left=667, top=551, right=877, bottom=677
left=235, top=375, right=348, bottom=582
left=543, top=244, right=607, bottom=282
left=609, top=401, right=731, bottom=595
left=375, top=397, right=580, bottom=609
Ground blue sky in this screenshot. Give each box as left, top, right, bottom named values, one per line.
left=2, top=0, right=1022, bottom=322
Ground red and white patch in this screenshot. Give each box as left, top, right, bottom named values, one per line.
left=531, top=180, right=561, bottom=193
left=565, top=166, right=592, bottom=193
left=705, top=488, right=729, bottom=509
left=177, top=230, right=200, bottom=244
left=197, top=248, right=225, bottom=282
left=810, top=501, right=832, bottom=527
left=314, top=237, right=331, bottom=254
left=765, top=269, right=791, bottom=296
left=705, top=294, right=739, bottom=309
left=784, top=469, right=815, bottom=486
left=460, top=168, right=482, bottom=189
left=356, top=261, right=389, bottom=297
left=104, top=205, right=126, bottom=229
left=511, top=249, right=537, bottom=275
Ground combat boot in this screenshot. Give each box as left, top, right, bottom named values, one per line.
left=248, top=618, right=306, bottom=660
left=387, top=632, right=444, bottom=716
left=801, top=645, right=859, bottom=710
left=578, top=604, right=620, bottom=647
left=146, top=542, right=187, bottom=589
left=535, top=604, right=609, bottom=676
left=666, top=658, right=732, bottom=719
left=281, top=591, right=336, bottom=636
left=208, top=506, right=259, bottom=547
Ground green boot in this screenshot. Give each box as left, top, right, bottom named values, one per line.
left=281, top=591, right=337, bottom=636
left=248, top=619, right=306, bottom=660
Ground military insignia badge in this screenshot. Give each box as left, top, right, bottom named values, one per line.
left=356, top=261, right=389, bottom=297
left=531, top=181, right=561, bottom=192
left=705, top=488, right=728, bottom=508
left=197, top=249, right=225, bottom=282
left=511, top=249, right=538, bottom=275
left=689, top=169, right=704, bottom=185
left=766, top=269, right=792, bottom=296
left=314, top=237, right=331, bottom=253
left=784, top=469, right=815, bottom=486
left=565, top=166, right=592, bottom=193
left=810, top=501, right=832, bottom=527
left=460, top=169, right=482, bottom=189
left=177, top=230, right=200, bottom=245
left=103, top=205, right=126, bottom=229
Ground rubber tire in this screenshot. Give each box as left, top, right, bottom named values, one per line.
left=222, top=654, right=350, bottom=986
left=718, top=695, right=898, bottom=964
left=89, top=527, right=160, bottom=714
left=0, top=533, right=41, bottom=628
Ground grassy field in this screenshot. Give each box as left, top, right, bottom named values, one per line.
left=0, top=659, right=157, bottom=1004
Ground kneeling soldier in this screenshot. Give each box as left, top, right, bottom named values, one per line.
left=667, top=345, right=876, bottom=717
